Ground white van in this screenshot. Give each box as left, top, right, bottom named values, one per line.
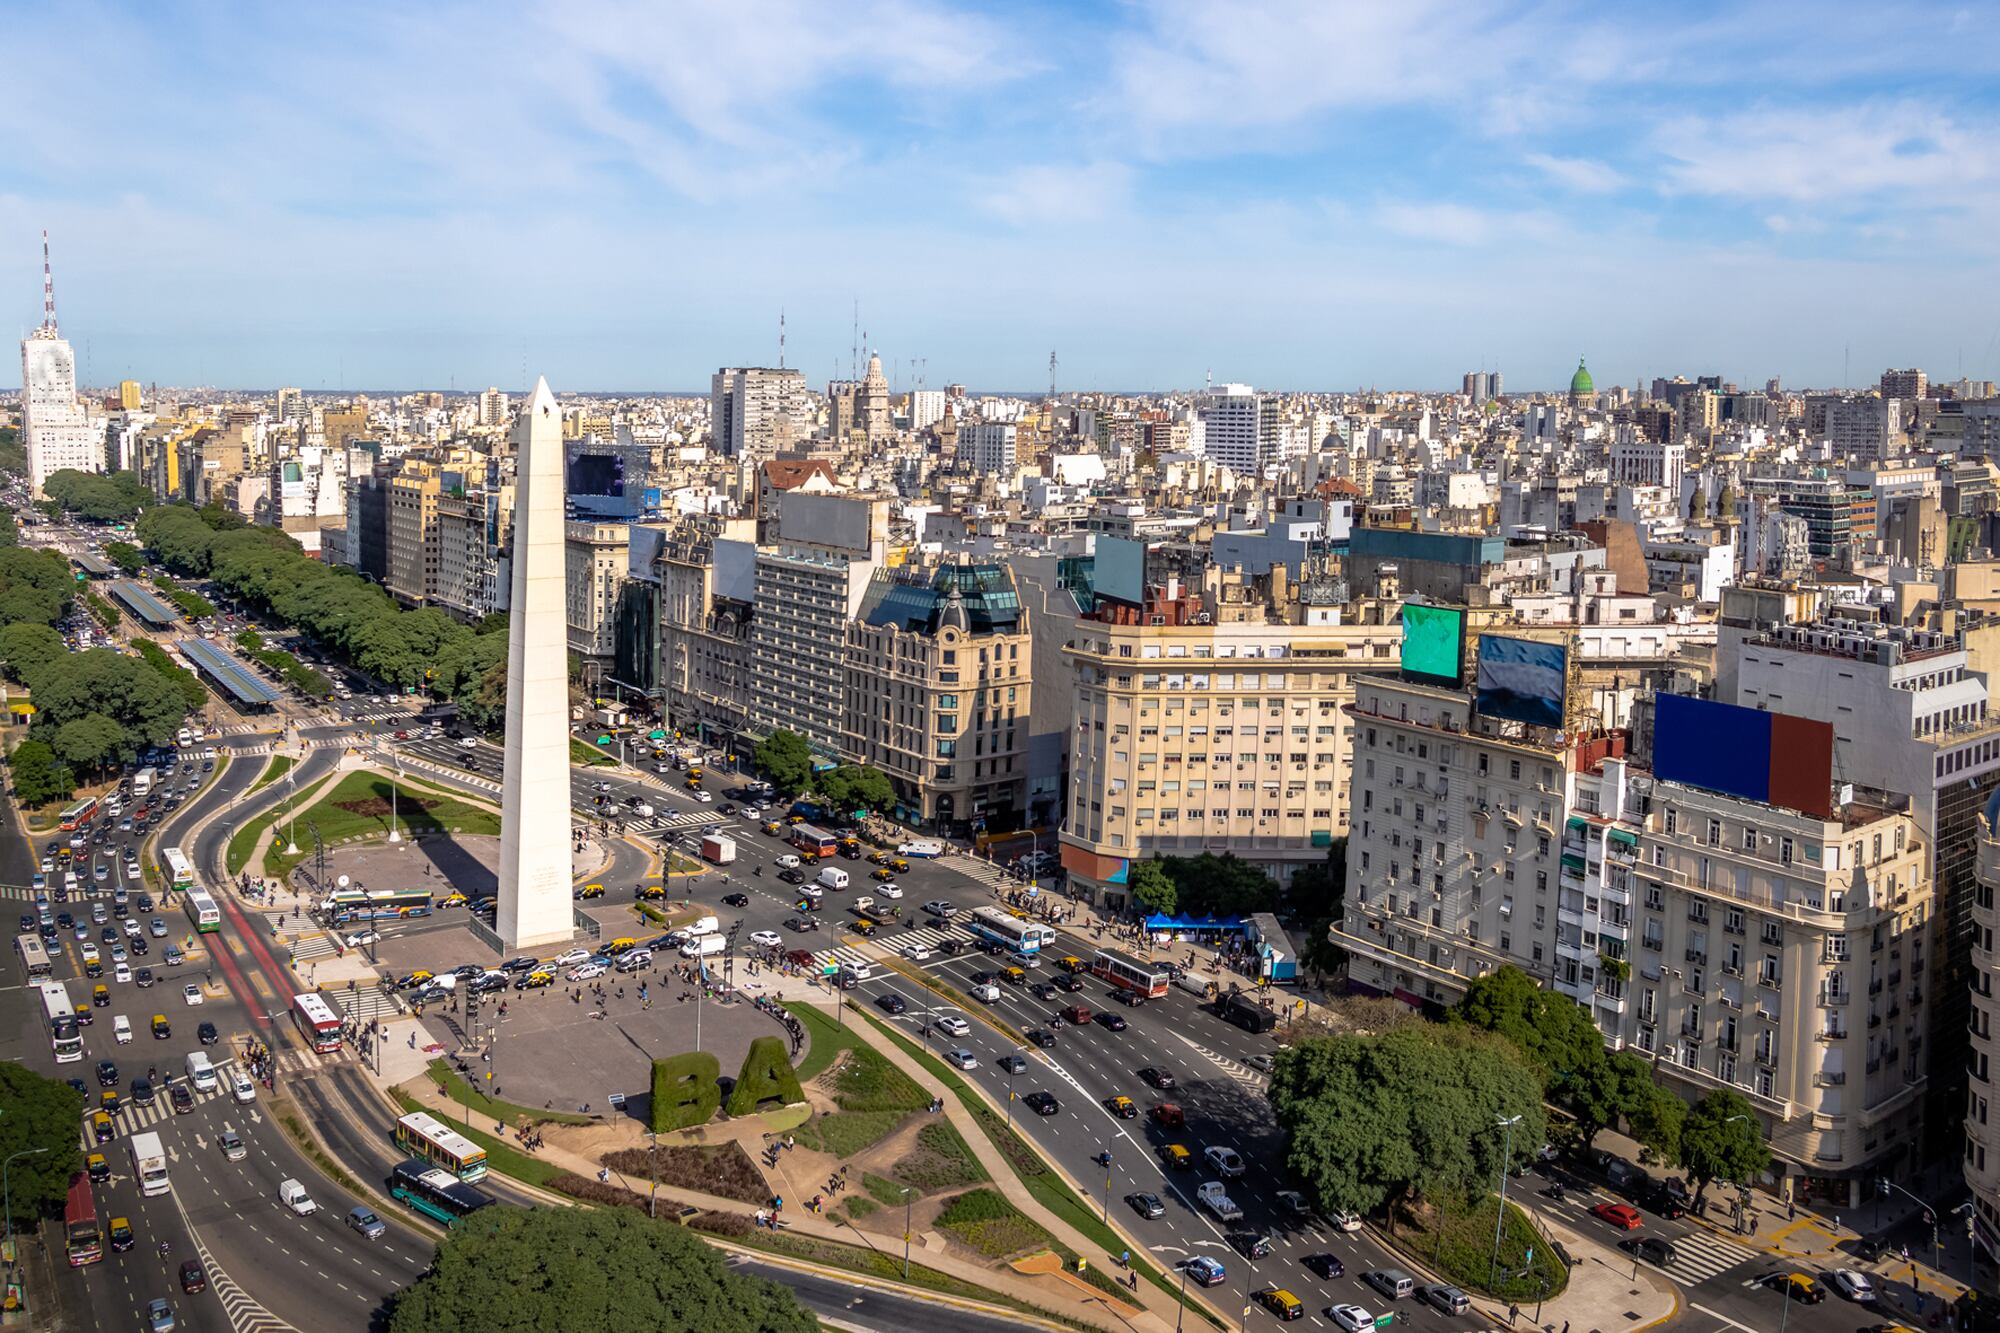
left=230, top=1070, right=257, bottom=1104
left=113, top=1015, right=133, bottom=1044
left=816, top=867, right=850, bottom=892
left=679, top=935, right=725, bottom=959
left=774, top=854, right=801, bottom=870
left=185, top=1051, right=217, bottom=1092
left=682, top=915, right=720, bottom=938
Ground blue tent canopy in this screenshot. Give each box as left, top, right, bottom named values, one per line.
left=1142, top=913, right=1249, bottom=933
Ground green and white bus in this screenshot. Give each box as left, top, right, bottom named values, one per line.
left=388, top=1159, right=493, bottom=1227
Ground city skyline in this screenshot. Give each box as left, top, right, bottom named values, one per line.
left=5, top=1, right=1998, bottom=392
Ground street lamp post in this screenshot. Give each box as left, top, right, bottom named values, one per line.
left=1880, top=1179, right=1946, bottom=1284
left=1489, top=1114, right=1522, bottom=1292
left=901, top=1186, right=913, bottom=1279
left=4, top=1144, right=50, bottom=1321
left=1173, top=1253, right=1190, bottom=1333
left=387, top=751, right=401, bottom=844
left=283, top=772, right=301, bottom=856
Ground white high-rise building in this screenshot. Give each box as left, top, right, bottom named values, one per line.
left=966, top=422, right=1017, bottom=474
left=479, top=387, right=511, bottom=427
left=711, top=367, right=808, bottom=459
left=20, top=232, right=101, bottom=493
left=910, top=389, right=947, bottom=433
left=1199, top=384, right=1279, bottom=474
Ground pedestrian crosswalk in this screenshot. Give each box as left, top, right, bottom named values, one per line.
left=803, top=921, right=970, bottom=975
left=629, top=811, right=724, bottom=838
left=289, top=931, right=343, bottom=963
left=332, top=982, right=403, bottom=1024
left=77, top=1056, right=256, bottom=1149
left=1653, top=1228, right=1758, bottom=1285
left=944, top=857, right=1015, bottom=892
left=1168, top=1032, right=1270, bottom=1089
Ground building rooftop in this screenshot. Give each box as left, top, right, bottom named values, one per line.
left=109, top=581, right=180, bottom=628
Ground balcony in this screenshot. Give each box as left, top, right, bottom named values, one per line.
left=1759, top=973, right=1783, bottom=991
left=1685, top=949, right=1708, bottom=966
left=1817, top=1028, right=1848, bottom=1042
left=1688, top=906, right=1710, bottom=924
left=1819, top=989, right=1850, bottom=1007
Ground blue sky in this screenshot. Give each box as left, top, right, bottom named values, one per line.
left=5, top=0, right=1998, bottom=393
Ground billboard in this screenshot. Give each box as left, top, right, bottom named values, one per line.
left=1474, top=635, right=1568, bottom=729
left=1400, top=604, right=1466, bottom=684
left=1652, top=694, right=1834, bottom=819
left=1095, top=536, right=1147, bottom=608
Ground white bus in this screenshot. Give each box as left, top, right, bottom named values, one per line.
left=393, top=1112, right=488, bottom=1182
left=965, top=906, right=1059, bottom=955
left=129, top=1131, right=171, bottom=1197
left=39, top=981, right=83, bottom=1063
left=161, top=846, right=196, bottom=892
left=182, top=885, right=221, bottom=934
left=16, top=933, right=52, bottom=979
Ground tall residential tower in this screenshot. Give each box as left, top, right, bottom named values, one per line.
left=20, top=231, right=101, bottom=492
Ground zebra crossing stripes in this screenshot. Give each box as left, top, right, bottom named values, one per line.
left=627, top=811, right=720, bottom=837
left=80, top=1057, right=251, bottom=1150
left=1656, top=1229, right=1758, bottom=1284
left=332, top=982, right=403, bottom=1024
left=1168, top=1031, right=1270, bottom=1089
left=288, top=931, right=342, bottom=963
left=943, top=857, right=1014, bottom=892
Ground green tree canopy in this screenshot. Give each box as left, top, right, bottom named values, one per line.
left=0, top=509, right=16, bottom=548
left=0, top=546, right=75, bottom=627
left=388, top=1206, right=816, bottom=1333
left=7, top=738, right=75, bottom=806
left=136, top=504, right=220, bottom=574
left=104, top=540, right=143, bottom=573
left=1629, top=1083, right=1686, bottom=1163
left=0, top=1065, right=86, bottom=1229
left=815, top=764, right=894, bottom=815
left=1676, top=1090, right=1770, bottom=1206
left=1563, top=1049, right=1658, bottom=1151
left=50, top=713, right=132, bottom=772
left=26, top=647, right=186, bottom=750
left=1160, top=851, right=1277, bottom=916
left=1128, top=859, right=1178, bottom=915
left=1454, top=964, right=1609, bottom=1094
left=753, top=730, right=813, bottom=798
left=40, top=469, right=152, bottom=523
left=0, top=622, right=66, bottom=683
left=1268, top=1025, right=1545, bottom=1219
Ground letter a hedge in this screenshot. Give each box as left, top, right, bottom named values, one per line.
left=725, top=1037, right=805, bottom=1117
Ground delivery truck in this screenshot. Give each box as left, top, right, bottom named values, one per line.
left=700, top=833, right=737, bottom=865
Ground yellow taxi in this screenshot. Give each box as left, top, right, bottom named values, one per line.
left=638, top=885, right=667, bottom=901
left=889, top=858, right=910, bottom=873
left=91, top=1110, right=115, bottom=1144
left=437, top=892, right=469, bottom=908
left=108, top=1216, right=134, bottom=1252
left=762, top=821, right=784, bottom=836
left=86, top=1152, right=110, bottom=1182
left=1000, top=966, right=1027, bottom=986
left=871, top=867, right=897, bottom=882
left=1254, top=1288, right=1304, bottom=1321
left=92, top=983, right=110, bottom=1007
left=151, top=1014, right=170, bottom=1039
left=99, top=1090, right=121, bottom=1115
left=853, top=919, right=878, bottom=937
left=799, top=849, right=820, bottom=864
left=868, top=850, right=894, bottom=866
left=837, top=837, right=861, bottom=855
left=1158, top=1143, right=1192, bottom=1170
left=75, top=1000, right=94, bottom=1024
left=575, top=883, right=605, bottom=900
left=1107, top=1096, right=1138, bottom=1119
left=1767, top=1273, right=1825, bottom=1305
left=1057, top=955, right=1087, bottom=974
left=520, top=971, right=555, bottom=989
left=684, top=778, right=702, bottom=791
left=786, top=814, right=806, bottom=825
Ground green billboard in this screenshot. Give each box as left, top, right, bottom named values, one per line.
left=1400, top=603, right=1466, bottom=684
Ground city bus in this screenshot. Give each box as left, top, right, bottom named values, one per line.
left=291, top=992, right=343, bottom=1054
left=788, top=824, right=837, bottom=858
left=16, top=932, right=52, bottom=979
left=1092, top=949, right=1171, bottom=999
left=39, top=980, right=82, bottom=1063
left=388, top=1159, right=494, bottom=1227
left=182, top=885, right=221, bottom=934
left=64, top=1172, right=102, bottom=1266
left=58, top=796, right=99, bottom=832
left=322, top=889, right=434, bottom=925
left=394, top=1111, right=488, bottom=1182
left=965, top=906, right=1059, bottom=956
left=161, top=846, right=196, bottom=891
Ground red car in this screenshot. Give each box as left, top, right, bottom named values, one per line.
left=1591, top=1202, right=1643, bottom=1231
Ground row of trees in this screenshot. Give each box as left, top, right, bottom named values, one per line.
left=136, top=503, right=512, bottom=728
left=39, top=468, right=153, bottom=524
left=749, top=730, right=895, bottom=814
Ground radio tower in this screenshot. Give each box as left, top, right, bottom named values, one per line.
left=778, top=309, right=786, bottom=369
left=1048, top=350, right=1058, bottom=401
left=40, top=229, right=58, bottom=333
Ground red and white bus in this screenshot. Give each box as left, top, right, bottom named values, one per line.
left=788, top=824, right=837, bottom=858
left=58, top=796, right=99, bottom=832
left=291, top=991, right=343, bottom=1054
left=64, top=1172, right=102, bottom=1267
left=1092, top=949, right=1171, bottom=1000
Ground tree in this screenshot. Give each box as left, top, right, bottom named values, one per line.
left=1564, top=1049, right=1657, bottom=1152
left=389, top=1207, right=816, bottom=1333
left=1269, top=1025, right=1544, bottom=1219
left=1161, top=851, right=1277, bottom=917
left=104, top=540, right=143, bottom=574
left=1629, top=1084, right=1685, bottom=1166
left=753, top=730, right=813, bottom=798
left=0, top=509, right=16, bottom=548
left=0, top=622, right=65, bottom=683
left=1454, top=965, right=1608, bottom=1096
left=51, top=713, right=132, bottom=772
left=136, top=504, right=219, bottom=575
left=0, top=1065, right=85, bottom=1229
left=7, top=739, right=74, bottom=806
left=1676, top=1090, right=1770, bottom=1208
left=815, top=765, right=894, bottom=816
left=1289, top=842, right=1348, bottom=978
left=0, top=547, right=75, bottom=627
left=25, top=648, right=187, bottom=749
left=40, top=469, right=151, bottom=523
left=1128, top=858, right=1178, bottom=916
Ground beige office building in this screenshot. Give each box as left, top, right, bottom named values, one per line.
left=386, top=462, right=443, bottom=605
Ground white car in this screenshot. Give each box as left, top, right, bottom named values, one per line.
left=902, top=943, right=932, bottom=961
left=122, top=918, right=142, bottom=938
left=1328, top=1209, right=1364, bottom=1233
left=457, top=736, right=478, bottom=749
left=946, top=1048, right=979, bottom=1070
left=877, top=883, right=903, bottom=899
left=1204, top=1145, right=1246, bottom=1177
left=552, top=948, right=592, bottom=968
left=344, top=930, right=380, bottom=947
left=113, top=1014, right=133, bottom=1044
left=1829, top=1269, right=1876, bottom=1303
left=567, top=962, right=607, bottom=982
left=935, top=1014, right=970, bottom=1037
left=183, top=983, right=204, bottom=1006
left=693, top=791, right=712, bottom=803
left=1328, top=1306, right=1377, bottom=1333
left=114, top=962, right=131, bottom=984
left=749, top=930, right=783, bottom=949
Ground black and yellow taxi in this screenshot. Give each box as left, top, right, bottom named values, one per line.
left=1767, top=1273, right=1825, bottom=1304
left=1000, top=965, right=1027, bottom=986
left=1253, top=1288, right=1305, bottom=1321
left=575, top=883, right=605, bottom=900
left=867, top=850, right=894, bottom=866
left=108, top=1216, right=135, bottom=1252
left=516, top=970, right=555, bottom=990
left=871, top=867, right=897, bottom=882
left=604, top=937, right=638, bottom=955
left=1106, top=1095, right=1138, bottom=1119
left=1056, top=955, right=1088, bottom=974
left=762, top=820, right=784, bottom=836
left=437, top=892, right=468, bottom=908
left=92, top=983, right=110, bottom=1007
left=798, top=849, right=820, bottom=863
left=889, top=858, right=910, bottom=874
left=852, top=918, right=878, bottom=938
left=74, top=1000, right=93, bottom=1026
left=100, top=1089, right=121, bottom=1115
left=837, top=837, right=862, bottom=858
left=90, top=1110, right=115, bottom=1144
left=638, top=884, right=667, bottom=901
left=86, top=1152, right=111, bottom=1183
left=151, top=1014, right=171, bottom=1039
left=1158, top=1143, right=1193, bottom=1170
left=785, top=813, right=806, bottom=825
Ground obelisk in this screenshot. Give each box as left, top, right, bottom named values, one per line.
left=496, top=376, right=575, bottom=950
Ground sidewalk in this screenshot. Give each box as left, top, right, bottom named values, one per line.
left=1593, top=1126, right=1970, bottom=1316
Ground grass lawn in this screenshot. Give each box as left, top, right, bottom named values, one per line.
left=895, top=1121, right=988, bottom=1193
left=248, top=753, right=293, bottom=795
left=226, top=772, right=333, bottom=875
left=792, top=1110, right=909, bottom=1158
left=1382, top=1195, right=1567, bottom=1303
left=842, top=1195, right=880, bottom=1220
left=389, top=1088, right=561, bottom=1187
left=779, top=999, right=932, bottom=1160
left=424, top=1059, right=591, bottom=1127
left=571, top=737, right=615, bottom=766
left=265, top=768, right=499, bottom=876
left=786, top=1000, right=851, bottom=1080
left=935, top=1188, right=1056, bottom=1260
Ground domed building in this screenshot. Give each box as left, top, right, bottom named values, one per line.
left=1568, top=356, right=1596, bottom=407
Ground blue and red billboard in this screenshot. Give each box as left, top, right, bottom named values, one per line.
left=1653, top=694, right=1833, bottom=819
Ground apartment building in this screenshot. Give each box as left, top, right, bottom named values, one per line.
left=385, top=462, right=443, bottom=605
left=746, top=493, right=886, bottom=756
left=656, top=519, right=757, bottom=754
left=566, top=520, right=629, bottom=664
left=843, top=562, right=1031, bottom=834
left=1059, top=577, right=1400, bottom=913
left=1970, top=793, right=2000, bottom=1267
left=1336, top=673, right=1576, bottom=1006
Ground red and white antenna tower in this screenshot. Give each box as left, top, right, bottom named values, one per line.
left=41, top=229, right=58, bottom=333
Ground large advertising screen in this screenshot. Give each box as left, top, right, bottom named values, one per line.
left=1400, top=604, right=1465, bottom=683
left=1474, top=635, right=1568, bottom=729
left=1095, top=537, right=1147, bottom=608
left=1653, top=694, right=1834, bottom=818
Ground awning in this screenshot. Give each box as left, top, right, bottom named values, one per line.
left=1608, top=828, right=1639, bottom=848
left=1560, top=853, right=1586, bottom=872
left=1566, top=816, right=1589, bottom=833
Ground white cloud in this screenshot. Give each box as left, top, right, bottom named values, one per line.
left=1372, top=201, right=1565, bottom=247
left=1655, top=102, right=1997, bottom=203
left=1522, top=153, right=1626, bottom=194
left=978, top=163, right=1134, bottom=227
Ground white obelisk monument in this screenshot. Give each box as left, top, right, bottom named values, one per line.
left=497, top=377, right=576, bottom=950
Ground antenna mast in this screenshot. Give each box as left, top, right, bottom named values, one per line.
left=779, top=309, right=786, bottom=370
left=851, top=300, right=859, bottom=381
left=40, top=229, right=57, bottom=333
left=1048, top=350, right=1058, bottom=400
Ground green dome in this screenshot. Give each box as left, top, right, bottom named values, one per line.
left=1569, top=357, right=1594, bottom=397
